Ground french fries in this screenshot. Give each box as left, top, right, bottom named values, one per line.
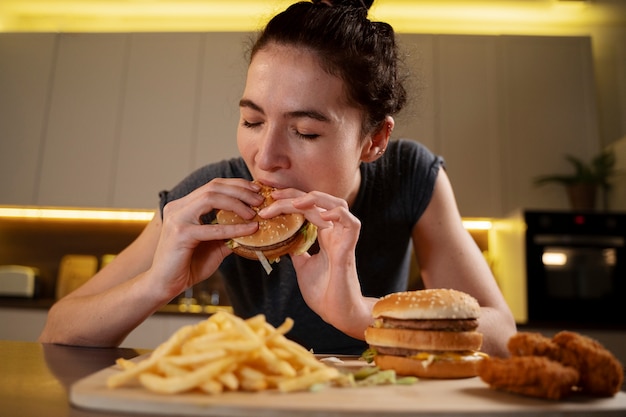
left=107, top=311, right=339, bottom=394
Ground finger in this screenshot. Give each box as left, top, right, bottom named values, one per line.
left=167, top=180, right=264, bottom=223
left=290, top=250, right=312, bottom=268
left=292, top=191, right=349, bottom=213
left=197, top=179, right=265, bottom=213
left=319, top=206, right=361, bottom=229
left=259, top=190, right=347, bottom=229
left=193, top=222, right=259, bottom=242
left=292, top=192, right=351, bottom=230
left=256, top=198, right=299, bottom=217
left=269, top=187, right=306, bottom=200
left=193, top=178, right=262, bottom=204
left=258, top=198, right=333, bottom=230
left=164, top=193, right=255, bottom=226
left=258, top=190, right=345, bottom=218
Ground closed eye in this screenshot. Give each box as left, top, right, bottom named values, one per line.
left=295, top=131, right=320, bottom=140
left=242, top=120, right=262, bottom=129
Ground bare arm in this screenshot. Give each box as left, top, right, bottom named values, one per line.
left=39, top=215, right=168, bottom=346
left=412, top=168, right=517, bottom=357
left=39, top=178, right=263, bottom=347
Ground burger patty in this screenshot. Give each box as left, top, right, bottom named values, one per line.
left=380, top=317, right=478, bottom=332
left=373, top=345, right=433, bottom=357
left=372, top=345, right=480, bottom=358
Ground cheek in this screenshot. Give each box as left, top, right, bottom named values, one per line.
left=236, top=126, right=253, bottom=161
left=299, top=144, right=360, bottom=192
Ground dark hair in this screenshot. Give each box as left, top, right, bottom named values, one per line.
left=250, top=0, right=407, bottom=135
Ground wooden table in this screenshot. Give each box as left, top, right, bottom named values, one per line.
left=1, top=340, right=625, bottom=417
left=0, top=340, right=148, bottom=417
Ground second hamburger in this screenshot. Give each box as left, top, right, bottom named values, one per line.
left=364, top=288, right=487, bottom=378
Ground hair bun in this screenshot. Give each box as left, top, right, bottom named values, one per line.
left=313, top=0, right=374, bottom=11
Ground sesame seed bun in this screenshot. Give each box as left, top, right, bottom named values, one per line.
left=364, top=326, right=483, bottom=352
left=373, top=354, right=484, bottom=379
left=372, top=289, right=481, bottom=320
left=365, top=289, right=486, bottom=379
left=216, top=183, right=317, bottom=263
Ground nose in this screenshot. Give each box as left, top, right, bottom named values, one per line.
left=255, top=125, right=290, bottom=172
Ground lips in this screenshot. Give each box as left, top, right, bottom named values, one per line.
left=253, top=178, right=309, bottom=193
left=253, top=178, right=285, bottom=189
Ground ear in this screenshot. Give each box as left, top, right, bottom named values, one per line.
left=361, top=116, right=394, bottom=162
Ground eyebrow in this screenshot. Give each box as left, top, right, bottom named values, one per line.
left=239, top=98, right=330, bottom=122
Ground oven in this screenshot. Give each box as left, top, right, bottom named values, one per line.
left=524, top=210, right=626, bottom=326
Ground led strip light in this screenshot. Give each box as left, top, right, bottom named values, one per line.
left=0, top=207, right=154, bottom=222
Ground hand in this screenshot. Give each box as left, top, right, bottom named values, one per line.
left=148, top=178, right=263, bottom=300
left=260, top=189, right=373, bottom=338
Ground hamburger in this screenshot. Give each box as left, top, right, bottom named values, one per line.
left=364, top=289, right=487, bottom=379
left=215, top=182, right=317, bottom=273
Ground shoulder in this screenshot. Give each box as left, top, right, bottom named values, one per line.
left=382, top=139, right=444, bottom=220
left=387, top=139, right=442, bottom=168
left=179, top=157, right=248, bottom=191
left=372, top=139, right=443, bottom=187
left=356, top=139, right=443, bottom=221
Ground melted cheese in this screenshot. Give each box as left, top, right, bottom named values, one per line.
left=410, top=351, right=489, bottom=368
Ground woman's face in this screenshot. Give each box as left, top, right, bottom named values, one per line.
left=237, top=43, right=370, bottom=205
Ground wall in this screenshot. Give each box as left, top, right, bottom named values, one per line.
left=589, top=26, right=626, bottom=146
left=0, top=32, right=605, bottom=216
left=0, top=32, right=248, bottom=209
left=607, top=137, right=626, bottom=211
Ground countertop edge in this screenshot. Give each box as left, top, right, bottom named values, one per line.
left=0, top=298, right=232, bottom=317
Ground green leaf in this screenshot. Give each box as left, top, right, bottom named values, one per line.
left=534, top=149, right=616, bottom=187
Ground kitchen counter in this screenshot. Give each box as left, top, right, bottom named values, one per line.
left=0, top=297, right=232, bottom=316
left=0, top=340, right=150, bottom=417
left=1, top=340, right=625, bottom=417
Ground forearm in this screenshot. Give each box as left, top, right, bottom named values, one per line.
left=476, top=306, right=517, bottom=358
left=332, top=296, right=378, bottom=340
left=38, top=271, right=171, bottom=347
left=316, top=255, right=379, bottom=341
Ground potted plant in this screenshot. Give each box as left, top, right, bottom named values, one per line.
left=534, top=149, right=616, bottom=211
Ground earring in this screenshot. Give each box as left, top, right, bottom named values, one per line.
left=376, top=148, right=386, bottom=156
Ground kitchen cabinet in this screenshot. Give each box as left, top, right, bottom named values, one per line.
left=397, top=34, right=598, bottom=217
left=120, top=313, right=205, bottom=350
left=393, top=35, right=437, bottom=152
left=112, top=33, right=203, bottom=208
left=192, top=33, right=249, bottom=171
left=0, top=33, right=243, bottom=209
left=37, top=34, right=127, bottom=207
left=498, top=35, right=599, bottom=213
left=0, top=307, right=47, bottom=341
left=0, top=33, right=599, bottom=215
left=433, top=35, right=502, bottom=217
left=0, top=34, right=56, bottom=205
left=113, top=32, right=248, bottom=208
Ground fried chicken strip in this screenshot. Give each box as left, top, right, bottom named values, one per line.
left=508, top=332, right=560, bottom=358
left=505, top=331, right=624, bottom=397
left=477, top=356, right=579, bottom=400
left=552, top=331, right=624, bottom=397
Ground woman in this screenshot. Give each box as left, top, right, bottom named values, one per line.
left=39, top=0, right=516, bottom=356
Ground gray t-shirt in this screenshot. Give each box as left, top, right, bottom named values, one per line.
left=159, top=139, right=444, bottom=354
